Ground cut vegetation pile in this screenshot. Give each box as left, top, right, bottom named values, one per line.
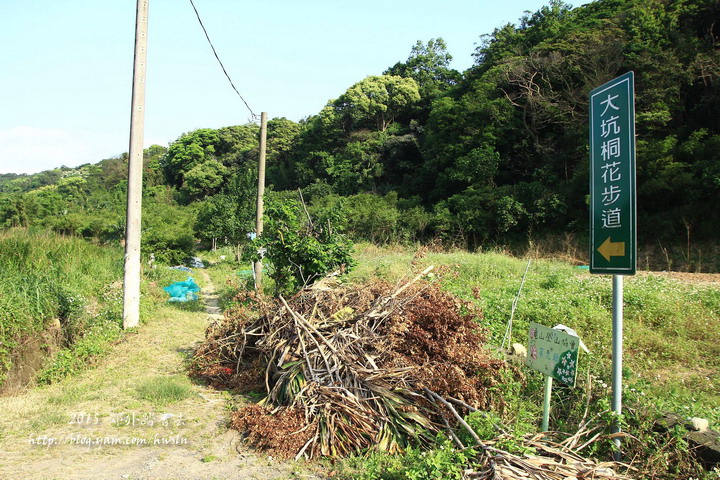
left=192, top=270, right=635, bottom=478
left=193, top=268, right=505, bottom=458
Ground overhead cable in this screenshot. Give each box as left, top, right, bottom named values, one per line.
left=188, top=0, right=257, bottom=119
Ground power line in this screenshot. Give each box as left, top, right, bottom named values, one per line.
left=188, top=0, right=257, bottom=120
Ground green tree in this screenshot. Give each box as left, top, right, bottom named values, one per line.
left=259, top=192, right=354, bottom=295
left=182, top=160, right=229, bottom=200
left=56, top=176, right=87, bottom=202
left=143, top=144, right=168, bottom=189
left=0, top=195, right=29, bottom=228
left=194, top=170, right=256, bottom=256
left=333, top=75, right=420, bottom=132
left=142, top=201, right=196, bottom=264
left=385, top=38, right=461, bottom=122
left=265, top=118, right=303, bottom=189
left=161, top=128, right=220, bottom=188
left=215, top=124, right=259, bottom=167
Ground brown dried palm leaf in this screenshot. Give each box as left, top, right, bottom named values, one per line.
left=195, top=270, right=506, bottom=459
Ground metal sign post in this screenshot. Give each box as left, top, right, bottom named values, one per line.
left=527, top=323, right=582, bottom=432
left=612, top=274, right=624, bottom=459
left=589, top=72, right=636, bottom=459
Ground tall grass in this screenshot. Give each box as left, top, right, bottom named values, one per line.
left=0, top=229, right=123, bottom=383
left=343, top=244, right=720, bottom=477
left=349, top=243, right=720, bottom=420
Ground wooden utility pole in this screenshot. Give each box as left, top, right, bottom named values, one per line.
left=254, top=112, right=268, bottom=291
left=123, top=0, right=149, bottom=329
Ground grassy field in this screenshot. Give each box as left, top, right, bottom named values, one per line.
left=0, top=230, right=125, bottom=386
left=338, top=243, right=720, bottom=478
left=349, top=243, right=720, bottom=412
left=188, top=242, right=720, bottom=477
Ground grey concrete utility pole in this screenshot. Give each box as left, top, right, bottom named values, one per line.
left=254, top=112, right=268, bottom=291
left=123, top=0, right=149, bottom=329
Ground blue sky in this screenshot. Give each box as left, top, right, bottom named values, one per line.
left=0, top=0, right=586, bottom=175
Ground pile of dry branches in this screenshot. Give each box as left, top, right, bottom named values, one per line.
left=464, top=433, right=634, bottom=479
left=192, top=269, right=634, bottom=478
left=193, top=267, right=505, bottom=458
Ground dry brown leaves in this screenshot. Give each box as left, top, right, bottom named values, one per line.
left=466, top=434, right=635, bottom=479
left=380, top=286, right=504, bottom=409
left=231, top=404, right=315, bottom=459
left=191, top=275, right=505, bottom=459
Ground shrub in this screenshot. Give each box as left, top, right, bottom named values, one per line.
left=142, top=203, right=196, bottom=264
left=0, top=230, right=123, bottom=386
left=259, top=192, right=354, bottom=295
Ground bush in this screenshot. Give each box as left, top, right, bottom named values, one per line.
left=258, top=191, right=355, bottom=295
left=311, top=192, right=433, bottom=244
left=142, top=203, right=196, bottom=264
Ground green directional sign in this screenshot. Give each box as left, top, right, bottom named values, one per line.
left=589, top=72, right=636, bottom=275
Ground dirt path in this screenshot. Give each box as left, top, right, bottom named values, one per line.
left=0, top=272, right=324, bottom=480
left=199, top=270, right=224, bottom=321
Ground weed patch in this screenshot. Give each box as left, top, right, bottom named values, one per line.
left=0, top=230, right=123, bottom=387
left=134, top=375, right=193, bottom=406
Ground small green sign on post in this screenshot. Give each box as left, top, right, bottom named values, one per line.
left=527, top=322, right=581, bottom=432
left=527, top=322, right=580, bottom=387
left=589, top=71, right=636, bottom=275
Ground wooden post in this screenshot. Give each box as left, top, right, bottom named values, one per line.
left=122, top=0, right=149, bottom=329
left=254, top=112, right=267, bottom=291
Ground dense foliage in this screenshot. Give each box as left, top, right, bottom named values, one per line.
left=0, top=231, right=124, bottom=385
left=256, top=191, right=355, bottom=294
left=274, top=0, right=720, bottom=247
left=1, top=0, right=718, bottom=264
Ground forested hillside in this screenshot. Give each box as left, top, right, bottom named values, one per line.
left=2, top=0, right=718, bottom=264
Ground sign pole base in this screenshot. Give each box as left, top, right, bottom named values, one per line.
left=542, top=375, right=553, bottom=432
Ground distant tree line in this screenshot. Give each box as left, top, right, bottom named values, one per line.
left=2, top=0, right=719, bottom=259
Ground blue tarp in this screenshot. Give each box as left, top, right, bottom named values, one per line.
left=170, top=266, right=192, bottom=272
left=188, top=257, right=205, bottom=268
left=163, top=277, right=201, bottom=302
